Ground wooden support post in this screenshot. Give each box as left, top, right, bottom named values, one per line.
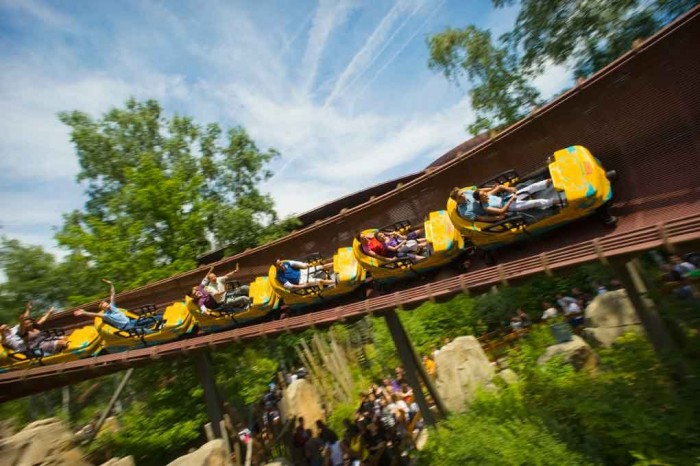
left=90, top=368, right=134, bottom=442
left=233, top=441, right=242, bottom=466
left=245, top=438, right=254, bottom=466
left=612, top=258, right=685, bottom=382
left=194, top=351, right=224, bottom=438
left=220, top=420, right=233, bottom=466
left=204, top=423, right=215, bottom=442
left=384, top=310, right=436, bottom=427
left=62, top=386, right=70, bottom=421
left=397, top=320, right=448, bottom=418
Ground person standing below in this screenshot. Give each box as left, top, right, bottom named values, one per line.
left=304, top=429, right=324, bottom=466
left=324, top=435, right=344, bottom=466
left=516, top=309, right=532, bottom=327
left=292, top=417, right=310, bottom=466
left=315, top=420, right=339, bottom=444
left=422, top=355, right=437, bottom=379
left=557, top=294, right=582, bottom=315
left=541, top=301, right=559, bottom=321
left=364, top=421, right=390, bottom=466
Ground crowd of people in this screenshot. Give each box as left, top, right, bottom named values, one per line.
left=508, top=279, right=625, bottom=335
left=291, top=366, right=425, bottom=466
left=660, top=253, right=699, bottom=299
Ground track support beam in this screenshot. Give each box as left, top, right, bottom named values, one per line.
left=611, top=258, right=686, bottom=383
left=384, top=310, right=437, bottom=426
left=194, top=351, right=224, bottom=438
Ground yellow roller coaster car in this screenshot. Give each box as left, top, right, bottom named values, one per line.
left=269, top=248, right=367, bottom=307
left=353, top=210, right=466, bottom=282
left=0, top=325, right=102, bottom=372
left=447, top=145, right=615, bottom=250
left=96, top=303, right=196, bottom=352
left=186, top=277, right=280, bottom=332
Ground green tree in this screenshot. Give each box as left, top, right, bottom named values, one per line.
left=56, top=98, right=297, bottom=290
left=428, top=0, right=698, bottom=134
left=428, top=26, right=541, bottom=134
left=0, top=238, right=101, bottom=321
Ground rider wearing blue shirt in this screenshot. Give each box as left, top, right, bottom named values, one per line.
left=274, top=259, right=335, bottom=290
left=73, top=279, right=150, bottom=331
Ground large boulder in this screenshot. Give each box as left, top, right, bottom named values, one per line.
left=0, top=418, right=16, bottom=439
left=497, top=368, right=519, bottom=385
left=538, top=335, right=599, bottom=372
left=434, top=336, right=495, bottom=413
left=101, top=456, right=135, bottom=466
left=279, top=379, right=325, bottom=433
left=0, top=417, right=91, bottom=466
left=584, top=289, right=642, bottom=347
left=167, top=439, right=226, bottom=466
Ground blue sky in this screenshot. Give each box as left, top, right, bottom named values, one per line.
left=0, top=0, right=571, bottom=256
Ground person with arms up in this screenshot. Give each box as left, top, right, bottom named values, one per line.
left=74, top=279, right=159, bottom=331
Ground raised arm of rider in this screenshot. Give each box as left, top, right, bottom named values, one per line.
left=102, top=278, right=116, bottom=305
left=36, top=307, right=55, bottom=326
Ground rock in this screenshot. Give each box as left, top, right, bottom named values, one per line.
left=498, top=368, right=519, bottom=385
left=264, top=459, right=293, bottom=466
left=96, top=416, right=120, bottom=440
left=0, top=418, right=16, bottom=439
left=167, top=439, right=226, bottom=466
left=100, top=456, right=135, bottom=466
left=414, top=428, right=429, bottom=451
left=538, top=335, right=599, bottom=372
left=0, top=417, right=91, bottom=466
left=584, top=289, right=642, bottom=347
left=41, top=448, right=92, bottom=466
left=434, top=336, right=495, bottom=413
left=279, top=379, right=325, bottom=433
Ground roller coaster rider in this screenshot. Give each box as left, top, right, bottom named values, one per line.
left=202, top=264, right=251, bottom=309
left=274, top=259, right=335, bottom=290
left=74, top=278, right=162, bottom=332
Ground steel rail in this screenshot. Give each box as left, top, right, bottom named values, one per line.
left=1, top=213, right=698, bottom=402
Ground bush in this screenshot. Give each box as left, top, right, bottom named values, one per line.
left=418, top=414, right=591, bottom=465
left=420, top=329, right=700, bottom=465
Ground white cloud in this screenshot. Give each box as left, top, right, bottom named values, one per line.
left=301, top=0, right=357, bottom=97
left=352, top=0, right=447, bottom=104
left=1, top=0, right=77, bottom=31
left=324, top=0, right=424, bottom=107
left=532, top=60, right=573, bottom=99
left=0, top=64, right=190, bottom=180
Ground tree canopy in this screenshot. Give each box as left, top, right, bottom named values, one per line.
left=428, top=0, right=698, bottom=134
left=56, top=98, right=298, bottom=290
left=0, top=98, right=298, bottom=321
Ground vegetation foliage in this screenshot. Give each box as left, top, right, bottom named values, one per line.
left=0, top=98, right=299, bottom=464
left=418, top=328, right=700, bottom=465
left=428, top=0, right=699, bottom=134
